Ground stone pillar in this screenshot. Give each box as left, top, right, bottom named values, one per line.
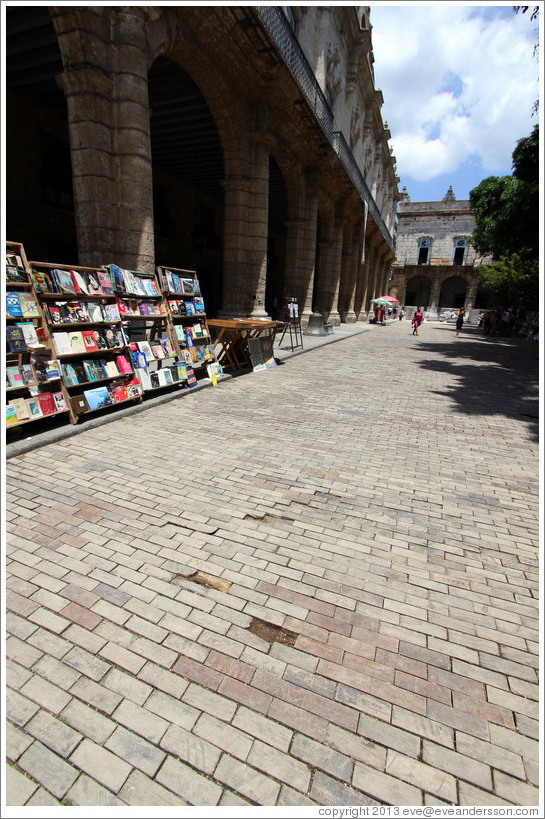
left=283, top=169, right=320, bottom=327
left=220, top=112, right=271, bottom=318
left=317, top=201, right=344, bottom=326
left=466, top=271, right=479, bottom=311
left=339, top=222, right=360, bottom=323
left=355, top=237, right=371, bottom=320
left=429, top=275, right=441, bottom=314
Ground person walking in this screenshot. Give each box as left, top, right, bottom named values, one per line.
left=412, top=307, right=423, bottom=336
left=455, top=308, right=465, bottom=336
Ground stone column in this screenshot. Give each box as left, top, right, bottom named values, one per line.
left=317, top=201, right=344, bottom=326
left=429, top=276, right=441, bottom=314
left=355, top=237, right=371, bottom=320
left=221, top=165, right=255, bottom=315
left=283, top=169, right=320, bottom=327
left=466, top=271, right=479, bottom=311
left=339, top=222, right=360, bottom=323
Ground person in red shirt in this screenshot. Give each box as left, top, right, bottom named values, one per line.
left=412, top=307, right=423, bottom=336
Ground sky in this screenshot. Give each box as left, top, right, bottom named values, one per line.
left=369, top=2, right=542, bottom=203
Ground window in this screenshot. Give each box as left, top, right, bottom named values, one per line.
left=452, top=238, right=468, bottom=265
left=417, top=238, right=432, bottom=265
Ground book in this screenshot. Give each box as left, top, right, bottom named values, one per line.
left=17, top=323, right=41, bottom=349
left=111, top=383, right=129, bottom=402
left=182, top=278, right=194, bottom=294
left=83, top=360, right=99, bottom=382
left=70, top=394, right=89, bottom=415
left=89, top=304, right=105, bottom=322
left=84, top=386, right=114, bottom=410
left=136, top=340, right=154, bottom=362
left=97, top=271, right=114, bottom=294
left=186, top=366, right=197, bottom=387
left=106, top=264, right=126, bottom=293
left=52, top=332, right=73, bottom=356
left=32, top=361, right=50, bottom=384
left=6, top=265, right=28, bottom=283
left=93, top=330, right=108, bottom=350
left=193, top=278, right=201, bottom=296
left=103, top=303, right=121, bottom=322
left=61, top=362, right=79, bottom=386
left=160, top=337, right=175, bottom=357
left=6, top=366, right=24, bottom=388
left=104, top=360, right=120, bottom=378
left=6, top=326, right=27, bottom=352
left=6, top=292, right=24, bottom=317
left=20, top=293, right=40, bottom=317
left=185, top=301, right=196, bottom=315
left=126, top=380, right=142, bottom=398
left=10, top=397, right=31, bottom=420
left=53, top=392, right=68, bottom=412
left=151, top=343, right=165, bottom=360
left=45, top=360, right=61, bottom=381
left=71, top=270, right=89, bottom=294
left=6, top=405, right=19, bottom=426
left=82, top=330, right=99, bottom=352
left=38, top=392, right=56, bottom=415
left=68, top=331, right=86, bottom=354
left=25, top=396, right=43, bottom=418
left=130, top=350, right=147, bottom=369
left=66, top=301, right=91, bottom=322
left=86, top=272, right=102, bottom=294
left=194, top=297, right=205, bottom=313
left=31, top=269, right=51, bottom=293
left=115, top=355, right=133, bottom=374
left=116, top=298, right=129, bottom=316
left=143, top=278, right=159, bottom=296
left=104, top=327, right=122, bottom=349
left=45, top=303, right=62, bottom=324
left=74, top=363, right=88, bottom=383
left=55, top=268, right=77, bottom=294
left=20, top=364, right=36, bottom=385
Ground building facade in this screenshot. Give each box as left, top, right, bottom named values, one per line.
left=5, top=5, right=399, bottom=326
left=390, top=187, right=492, bottom=317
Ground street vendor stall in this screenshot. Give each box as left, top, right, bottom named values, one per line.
left=207, top=318, right=278, bottom=371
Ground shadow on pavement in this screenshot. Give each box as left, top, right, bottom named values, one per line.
left=416, top=330, right=540, bottom=443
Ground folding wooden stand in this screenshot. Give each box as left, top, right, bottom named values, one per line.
left=277, top=297, right=303, bottom=351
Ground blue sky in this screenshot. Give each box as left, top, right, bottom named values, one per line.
left=370, top=2, right=541, bottom=202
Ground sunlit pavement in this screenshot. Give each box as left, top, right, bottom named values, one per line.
left=5, top=320, right=540, bottom=808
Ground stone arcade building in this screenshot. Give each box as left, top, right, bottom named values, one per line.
left=390, top=187, right=492, bottom=318
left=5, top=5, right=399, bottom=326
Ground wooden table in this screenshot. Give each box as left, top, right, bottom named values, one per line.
left=207, top=318, right=278, bottom=371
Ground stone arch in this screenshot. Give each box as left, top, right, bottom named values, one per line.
left=405, top=275, right=432, bottom=308
left=439, top=275, right=468, bottom=309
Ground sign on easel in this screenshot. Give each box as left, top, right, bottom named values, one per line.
left=278, top=297, right=303, bottom=351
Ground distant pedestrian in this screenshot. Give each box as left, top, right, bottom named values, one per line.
left=412, top=307, right=423, bottom=336
left=399, top=307, right=405, bottom=321
left=482, top=311, right=492, bottom=337
left=455, top=308, right=465, bottom=336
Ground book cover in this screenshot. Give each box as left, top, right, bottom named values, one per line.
left=31, top=269, right=50, bottom=293
left=69, top=331, right=86, bottom=354
left=6, top=326, right=28, bottom=352
left=106, top=264, right=126, bottom=293
left=93, top=330, right=108, bottom=350
left=103, top=303, right=121, bottom=322
left=125, top=378, right=142, bottom=398
left=115, top=355, right=133, bottom=374
left=194, top=297, right=205, bottom=313
left=133, top=275, right=148, bottom=296
left=72, top=270, right=89, bottom=294
left=143, top=278, right=159, bottom=296
left=182, top=278, right=194, bottom=294
left=193, top=278, right=201, bottom=296
left=186, top=366, right=197, bottom=387
left=38, top=392, right=56, bottom=415
left=160, top=337, right=175, bottom=357
left=162, top=367, right=173, bottom=385
left=20, top=364, right=35, bottom=385
left=82, top=330, right=99, bottom=352
left=139, top=301, right=150, bottom=316
left=45, top=360, right=61, bottom=380
left=105, top=361, right=120, bottom=378
left=130, top=350, right=147, bottom=369
left=97, top=271, right=114, bottom=294
left=6, top=292, right=24, bottom=317
left=62, top=362, right=79, bottom=386
left=25, top=396, right=43, bottom=418
left=136, top=340, right=154, bottom=362
left=171, top=273, right=181, bottom=293
left=70, top=394, right=89, bottom=415
left=55, top=268, right=77, bottom=294
left=86, top=272, right=102, bottom=294
left=175, top=363, right=188, bottom=380
left=46, top=304, right=62, bottom=324
left=89, top=304, right=105, bottom=323
left=111, top=383, right=129, bottom=402
left=17, top=323, right=41, bottom=349
left=135, top=367, right=152, bottom=391
left=116, top=298, right=129, bottom=316
left=66, top=301, right=91, bottom=322
left=74, top=363, right=87, bottom=383
left=83, top=360, right=99, bottom=382
left=53, top=391, right=68, bottom=412
left=19, top=293, right=40, bottom=317
left=52, top=332, right=73, bottom=356
left=6, top=405, right=19, bottom=426
left=6, top=265, right=28, bottom=283
left=151, top=344, right=165, bottom=360
left=10, top=397, right=31, bottom=420
left=104, top=327, right=121, bottom=349
left=185, top=301, right=196, bottom=315
left=83, top=386, right=114, bottom=410
left=6, top=366, right=23, bottom=388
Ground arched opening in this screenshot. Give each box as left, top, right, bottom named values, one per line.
left=265, top=156, right=287, bottom=319
left=148, top=56, right=225, bottom=317
left=5, top=6, right=77, bottom=263
left=405, top=275, right=431, bottom=308
left=439, top=276, right=467, bottom=308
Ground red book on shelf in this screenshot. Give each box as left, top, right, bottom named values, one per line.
left=82, top=330, right=99, bottom=352
left=37, top=392, right=56, bottom=415
left=115, top=355, right=133, bottom=374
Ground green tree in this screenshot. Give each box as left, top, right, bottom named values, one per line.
left=476, top=254, right=539, bottom=309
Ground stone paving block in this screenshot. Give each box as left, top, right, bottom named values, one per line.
left=101, top=666, right=152, bottom=706
left=65, top=773, right=126, bottom=806
left=6, top=658, right=32, bottom=691
left=335, top=683, right=392, bottom=722
left=18, top=740, right=79, bottom=799
left=454, top=732, right=526, bottom=779
left=277, top=784, right=317, bottom=806
left=214, top=753, right=280, bottom=805
left=26, top=786, right=62, bottom=805
left=6, top=635, right=43, bottom=669
left=69, top=675, right=122, bottom=715
left=156, top=755, right=223, bottom=805
left=311, top=770, right=380, bottom=806
left=111, top=698, right=169, bottom=744
left=137, top=660, right=190, bottom=699
left=32, top=654, right=82, bottom=692
left=358, top=712, right=421, bottom=758
left=98, top=641, right=147, bottom=675
left=291, top=732, right=353, bottom=782
left=248, top=738, right=311, bottom=792
left=160, top=723, right=221, bottom=774
left=5, top=721, right=34, bottom=762
left=326, top=723, right=387, bottom=770
left=486, top=684, right=539, bottom=720
left=105, top=725, right=166, bottom=777
left=232, top=705, right=292, bottom=752
left=19, top=675, right=72, bottom=714
left=26, top=709, right=82, bottom=757
left=27, top=627, right=72, bottom=660
left=268, top=697, right=328, bottom=742
left=60, top=698, right=117, bottom=744
left=69, top=738, right=132, bottom=792
left=422, top=740, right=492, bottom=790
left=391, top=706, right=455, bottom=749
left=63, top=646, right=110, bottom=681
left=146, top=689, right=200, bottom=731
left=194, top=712, right=253, bottom=760
left=6, top=611, right=38, bottom=641
left=459, top=781, right=514, bottom=806
left=353, top=761, right=423, bottom=805
left=183, top=681, right=238, bottom=721
left=5, top=763, right=38, bottom=805
left=118, top=769, right=188, bottom=805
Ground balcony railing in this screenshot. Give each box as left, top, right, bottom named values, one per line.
left=253, top=6, right=394, bottom=253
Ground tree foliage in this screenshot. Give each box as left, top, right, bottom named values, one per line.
left=470, top=125, right=539, bottom=309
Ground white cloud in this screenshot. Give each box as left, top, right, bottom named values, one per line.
left=371, top=4, right=539, bottom=184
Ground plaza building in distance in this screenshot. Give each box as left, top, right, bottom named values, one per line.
left=390, top=186, right=493, bottom=318
left=5, top=5, right=399, bottom=326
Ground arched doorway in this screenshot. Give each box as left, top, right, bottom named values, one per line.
left=439, top=276, right=467, bottom=308
left=405, top=275, right=431, bottom=307
left=148, top=56, right=225, bottom=317
left=5, top=6, right=77, bottom=263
